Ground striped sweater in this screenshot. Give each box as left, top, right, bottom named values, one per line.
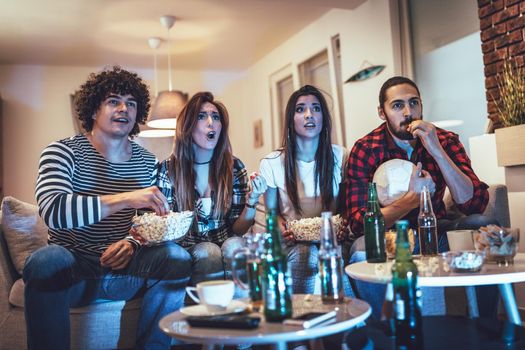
left=35, top=134, right=158, bottom=256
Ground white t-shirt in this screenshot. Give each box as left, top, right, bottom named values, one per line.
left=259, top=144, right=345, bottom=221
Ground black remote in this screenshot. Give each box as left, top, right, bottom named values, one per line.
left=186, top=315, right=261, bottom=329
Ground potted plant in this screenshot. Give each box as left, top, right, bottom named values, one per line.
left=493, top=57, right=525, bottom=167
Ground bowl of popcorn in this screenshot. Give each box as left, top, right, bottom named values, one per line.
left=442, top=250, right=485, bottom=273
left=132, top=211, right=194, bottom=245
left=287, top=215, right=343, bottom=242
left=473, top=225, right=520, bottom=265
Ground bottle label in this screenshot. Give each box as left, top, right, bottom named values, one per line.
left=265, top=289, right=276, bottom=310
left=395, top=299, right=405, bottom=320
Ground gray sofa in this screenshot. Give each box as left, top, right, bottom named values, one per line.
left=0, top=197, right=141, bottom=350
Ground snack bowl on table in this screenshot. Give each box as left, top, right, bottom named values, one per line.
left=132, top=210, right=194, bottom=245
left=287, top=214, right=343, bottom=242
left=473, top=225, right=519, bottom=265
left=442, top=250, right=485, bottom=273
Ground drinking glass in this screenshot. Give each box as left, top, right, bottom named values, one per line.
left=231, top=232, right=265, bottom=309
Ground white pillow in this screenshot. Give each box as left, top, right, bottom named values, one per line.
left=1, top=196, right=48, bottom=274
left=373, top=159, right=415, bottom=206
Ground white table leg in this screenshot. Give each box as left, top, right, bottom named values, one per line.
left=465, top=286, right=479, bottom=318
left=498, top=283, right=522, bottom=325
left=270, top=342, right=288, bottom=350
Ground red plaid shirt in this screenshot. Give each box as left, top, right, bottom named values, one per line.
left=345, top=122, right=489, bottom=236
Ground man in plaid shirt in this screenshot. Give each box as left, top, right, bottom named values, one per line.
left=345, top=76, right=498, bottom=318
left=346, top=76, right=494, bottom=246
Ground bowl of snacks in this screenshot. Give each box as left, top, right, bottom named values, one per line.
left=385, top=229, right=416, bottom=259
left=287, top=215, right=343, bottom=242
left=132, top=211, right=194, bottom=245
left=442, top=250, right=485, bottom=272
left=473, top=225, right=520, bottom=265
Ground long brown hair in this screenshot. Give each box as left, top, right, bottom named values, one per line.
left=281, top=85, right=334, bottom=214
left=168, top=92, right=234, bottom=218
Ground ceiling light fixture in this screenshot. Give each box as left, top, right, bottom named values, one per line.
left=345, top=60, right=386, bottom=83
left=148, top=37, right=162, bottom=98
left=138, top=37, right=176, bottom=138
left=147, top=15, right=188, bottom=129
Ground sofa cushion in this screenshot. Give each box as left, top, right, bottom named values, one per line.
left=8, top=278, right=25, bottom=307
left=1, top=196, right=48, bottom=274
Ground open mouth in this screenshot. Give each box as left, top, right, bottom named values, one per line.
left=113, top=117, right=130, bottom=124
left=206, top=131, right=216, bottom=140
left=304, top=122, right=316, bottom=129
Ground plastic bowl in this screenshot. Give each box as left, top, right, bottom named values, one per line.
left=473, top=226, right=519, bottom=265
left=442, top=250, right=485, bottom=272
left=132, top=211, right=193, bottom=245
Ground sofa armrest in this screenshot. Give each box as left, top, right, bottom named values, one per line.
left=484, top=184, right=511, bottom=228
left=0, top=214, right=19, bottom=314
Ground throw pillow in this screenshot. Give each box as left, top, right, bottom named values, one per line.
left=1, top=196, right=48, bottom=274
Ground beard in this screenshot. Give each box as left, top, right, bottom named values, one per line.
left=386, top=117, right=414, bottom=140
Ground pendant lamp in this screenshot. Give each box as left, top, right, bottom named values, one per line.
left=138, top=37, right=176, bottom=138
left=147, top=15, right=189, bottom=129
left=345, top=60, right=386, bottom=83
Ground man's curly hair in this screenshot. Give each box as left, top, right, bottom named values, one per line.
left=75, top=66, right=150, bottom=137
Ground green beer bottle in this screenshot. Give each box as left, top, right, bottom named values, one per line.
left=364, top=182, right=386, bottom=262
left=261, top=209, right=293, bottom=322
left=391, top=220, right=423, bottom=350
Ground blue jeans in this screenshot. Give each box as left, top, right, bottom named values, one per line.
left=187, top=237, right=248, bottom=298
left=23, top=243, right=192, bottom=350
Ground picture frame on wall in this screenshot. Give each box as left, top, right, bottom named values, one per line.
left=254, top=119, right=263, bottom=148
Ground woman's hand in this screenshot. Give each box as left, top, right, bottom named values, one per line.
left=247, top=172, right=268, bottom=205
left=282, top=228, right=296, bottom=246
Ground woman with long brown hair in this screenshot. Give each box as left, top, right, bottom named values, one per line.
left=259, top=85, right=352, bottom=295
left=157, top=91, right=266, bottom=286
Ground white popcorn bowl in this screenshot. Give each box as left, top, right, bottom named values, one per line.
left=132, top=211, right=194, bottom=245
left=287, top=214, right=343, bottom=242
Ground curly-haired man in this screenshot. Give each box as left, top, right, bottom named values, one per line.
left=24, top=66, right=191, bottom=350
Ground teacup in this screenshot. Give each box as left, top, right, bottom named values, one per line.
left=186, top=280, right=235, bottom=312
left=446, top=230, right=475, bottom=251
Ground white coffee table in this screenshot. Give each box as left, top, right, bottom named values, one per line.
left=159, top=294, right=371, bottom=350
left=345, top=253, right=525, bottom=325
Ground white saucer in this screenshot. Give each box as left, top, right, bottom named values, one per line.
left=180, top=299, right=247, bottom=316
